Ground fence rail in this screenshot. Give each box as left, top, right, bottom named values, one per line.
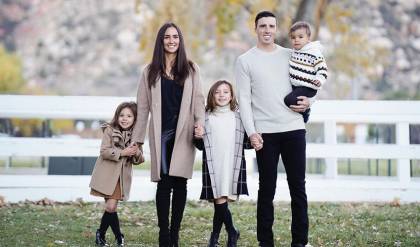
left=1, top=95, right=420, bottom=187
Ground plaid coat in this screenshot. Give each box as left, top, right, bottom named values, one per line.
left=194, top=111, right=251, bottom=200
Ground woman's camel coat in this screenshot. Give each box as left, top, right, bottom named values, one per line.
left=132, top=64, right=205, bottom=182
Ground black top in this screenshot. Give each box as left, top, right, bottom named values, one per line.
left=161, top=76, right=183, bottom=131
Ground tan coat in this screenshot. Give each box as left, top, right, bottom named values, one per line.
left=89, top=125, right=141, bottom=201
left=132, top=64, right=205, bottom=182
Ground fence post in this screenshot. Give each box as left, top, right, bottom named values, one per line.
left=324, top=120, right=337, bottom=178
left=5, top=156, right=11, bottom=169
left=396, top=122, right=410, bottom=186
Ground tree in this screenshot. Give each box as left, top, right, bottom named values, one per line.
left=134, top=0, right=330, bottom=60
left=134, top=0, right=390, bottom=99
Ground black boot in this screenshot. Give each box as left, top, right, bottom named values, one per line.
left=116, top=233, right=125, bottom=246
left=95, top=229, right=109, bottom=246
left=207, top=232, right=220, bottom=247
left=227, top=228, right=240, bottom=247
left=168, top=177, right=187, bottom=247
left=159, top=232, right=170, bottom=247
left=169, top=231, right=179, bottom=247
left=156, top=177, right=171, bottom=247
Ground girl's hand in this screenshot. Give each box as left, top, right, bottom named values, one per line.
left=194, top=123, right=204, bottom=139
left=121, top=145, right=138, bottom=157
left=132, top=143, right=143, bottom=157
left=250, top=133, right=263, bottom=151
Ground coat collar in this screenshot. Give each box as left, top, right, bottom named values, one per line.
left=101, top=123, right=131, bottom=148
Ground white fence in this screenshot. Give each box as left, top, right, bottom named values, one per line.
left=1, top=95, right=420, bottom=202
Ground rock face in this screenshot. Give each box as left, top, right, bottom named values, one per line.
left=1, top=0, right=419, bottom=98
left=356, top=0, right=420, bottom=99
left=3, top=0, right=142, bottom=96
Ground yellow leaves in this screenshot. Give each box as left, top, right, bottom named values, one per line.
left=245, top=0, right=280, bottom=32
left=325, top=3, right=353, bottom=34
left=10, top=118, right=43, bottom=137
left=137, top=0, right=289, bottom=59
left=211, top=0, right=244, bottom=47
left=137, top=0, right=206, bottom=62
left=250, top=0, right=278, bottom=12
left=0, top=45, right=24, bottom=93
left=330, top=31, right=390, bottom=81
left=323, top=2, right=391, bottom=96
left=50, top=119, right=74, bottom=134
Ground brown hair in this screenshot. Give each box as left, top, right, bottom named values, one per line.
left=289, top=21, right=312, bottom=38
left=147, top=22, right=195, bottom=88
left=109, top=101, right=137, bottom=130
left=206, top=80, right=238, bottom=113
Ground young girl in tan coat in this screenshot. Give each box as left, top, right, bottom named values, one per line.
left=89, top=102, right=144, bottom=247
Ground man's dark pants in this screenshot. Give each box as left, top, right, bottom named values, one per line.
left=256, top=129, right=308, bottom=246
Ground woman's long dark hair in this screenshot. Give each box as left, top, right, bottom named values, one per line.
left=147, top=22, right=195, bottom=88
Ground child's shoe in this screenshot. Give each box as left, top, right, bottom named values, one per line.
left=207, top=232, right=220, bottom=247
left=116, top=233, right=125, bottom=246
left=227, top=228, right=240, bottom=247
left=302, top=108, right=311, bottom=123
left=95, top=229, right=109, bottom=246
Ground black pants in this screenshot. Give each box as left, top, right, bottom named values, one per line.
left=256, top=130, right=308, bottom=246
left=284, top=86, right=317, bottom=106
left=156, top=175, right=187, bottom=246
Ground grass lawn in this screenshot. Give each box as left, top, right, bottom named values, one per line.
left=0, top=201, right=419, bottom=246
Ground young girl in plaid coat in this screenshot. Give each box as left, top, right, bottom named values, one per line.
left=194, top=80, right=251, bottom=247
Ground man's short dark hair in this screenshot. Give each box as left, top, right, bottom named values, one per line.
left=255, top=11, right=276, bottom=28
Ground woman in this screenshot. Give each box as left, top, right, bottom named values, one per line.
left=132, top=22, right=205, bottom=247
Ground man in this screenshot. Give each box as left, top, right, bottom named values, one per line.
left=235, top=11, right=311, bottom=247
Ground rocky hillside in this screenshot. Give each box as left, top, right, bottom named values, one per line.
left=0, top=0, right=419, bottom=98
left=2, top=0, right=142, bottom=96
left=347, top=0, right=420, bottom=99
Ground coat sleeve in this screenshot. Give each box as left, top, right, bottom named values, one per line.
left=100, top=127, right=122, bottom=162
left=192, top=64, right=205, bottom=127
left=131, top=145, right=145, bottom=165
left=132, top=67, right=150, bottom=144
left=193, top=137, right=204, bottom=151
left=243, top=132, right=253, bottom=150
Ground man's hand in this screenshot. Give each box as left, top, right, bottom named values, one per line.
left=289, top=96, right=310, bottom=113
left=249, top=133, right=263, bottom=151
left=194, top=123, right=204, bottom=139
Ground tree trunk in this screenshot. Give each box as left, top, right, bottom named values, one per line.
left=294, top=0, right=331, bottom=39
left=279, top=0, right=330, bottom=46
